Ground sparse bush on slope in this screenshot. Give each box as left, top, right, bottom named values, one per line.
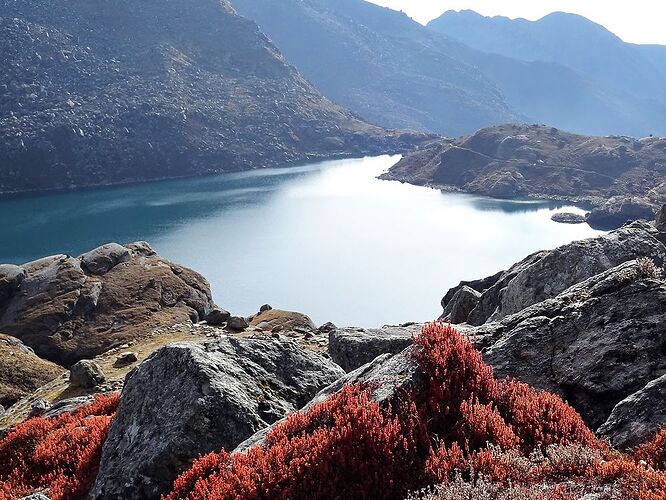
left=0, top=393, right=119, bottom=500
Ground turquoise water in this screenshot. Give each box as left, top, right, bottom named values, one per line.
left=0, top=155, right=603, bottom=326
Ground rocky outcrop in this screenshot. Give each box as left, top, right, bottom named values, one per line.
left=69, top=360, right=106, bottom=389
left=0, top=0, right=427, bottom=196
left=475, top=259, right=666, bottom=428
left=598, top=374, right=666, bottom=449
left=385, top=124, right=666, bottom=228
left=551, top=212, right=586, bottom=224
left=249, top=309, right=317, bottom=333
left=0, top=242, right=214, bottom=366
left=328, top=324, right=420, bottom=372
left=0, top=334, right=64, bottom=408
left=586, top=196, right=659, bottom=230
left=91, top=337, right=344, bottom=500
left=441, top=221, right=666, bottom=325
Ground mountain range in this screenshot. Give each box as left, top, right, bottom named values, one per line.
left=233, top=0, right=666, bottom=137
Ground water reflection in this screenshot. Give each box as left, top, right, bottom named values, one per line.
left=0, top=155, right=604, bottom=326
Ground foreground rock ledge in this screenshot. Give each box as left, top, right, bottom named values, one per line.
left=91, top=337, right=344, bottom=500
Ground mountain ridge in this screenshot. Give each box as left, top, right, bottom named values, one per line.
left=232, top=0, right=666, bottom=137
left=0, top=0, right=427, bottom=196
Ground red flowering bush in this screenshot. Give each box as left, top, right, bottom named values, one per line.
left=634, top=428, right=666, bottom=471
left=165, top=384, right=428, bottom=500
left=0, top=392, right=119, bottom=500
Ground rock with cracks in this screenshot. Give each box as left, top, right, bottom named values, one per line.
left=328, top=324, right=421, bottom=372
left=597, top=374, right=666, bottom=449
left=91, top=337, right=344, bottom=500
left=441, top=221, right=666, bottom=325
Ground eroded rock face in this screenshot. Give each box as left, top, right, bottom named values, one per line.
left=0, top=334, right=64, bottom=408
left=441, top=221, right=666, bottom=325
left=0, top=242, right=214, bottom=366
left=475, top=260, right=666, bottom=429
left=80, top=243, right=131, bottom=275
left=328, top=325, right=420, bottom=372
left=598, top=374, right=666, bottom=449
left=91, top=337, right=344, bottom=500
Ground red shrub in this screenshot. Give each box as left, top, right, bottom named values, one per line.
left=634, top=428, right=666, bottom=471
left=495, top=379, right=597, bottom=453
left=0, top=392, right=119, bottom=500
left=161, top=323, right=665, bottom=498
left=424, top=442, right=466, bottom=483
left=412, top=323, right=498, bottom=435
left=599, top=456, right=666, bottom=499
left=166, top=384, right=428, bottom=500
left=455, top=399, right=519, bottom=452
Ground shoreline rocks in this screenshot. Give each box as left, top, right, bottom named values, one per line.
left=440, top=221, right=666, bottom=325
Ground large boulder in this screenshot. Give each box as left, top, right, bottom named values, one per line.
left=0, top=242, right=214, bottom=366
left=69, top=360, right=106, bottom=389
left=249, top=309, right=317, bottom=333
left=442, top=221, right=666, bottom=325
left=80, top=243, right=131, bottom=275
left=440, top=285, right=481, bottom=324
left=0, top=334, right=64, bottom=408
left=91, top=337, right=344, bottom=500
left=204, top=308, right=231, bottom=326
left=328, top=324, right=420, bottom=372
left=475, top=259, right=666, bottom=429
left=597, top=374, right=666, bottom=449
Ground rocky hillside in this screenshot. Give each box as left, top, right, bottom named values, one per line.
left=1, top=217, right=666, bottom=498
left=232, top=0, right=516, bottom=136
left=384, top=123, right=666, bottom=228
left=0, top=0, right=425, bottom=196
left=232, top=0, right=666, bottom=137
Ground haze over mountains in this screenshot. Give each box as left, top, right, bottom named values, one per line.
left=233, top=0, right=666, bottom=137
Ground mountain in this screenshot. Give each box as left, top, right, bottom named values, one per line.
left=232, top=0, right=666, bottom=137
left=429, top=10, right=666, bottom=109
left=231, top=0, right=518, bottom=136
left=384, top=123, right=666, bottom=228
left=0, top=0, right=424, bottom=196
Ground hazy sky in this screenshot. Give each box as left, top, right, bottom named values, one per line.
left=367, top=1, right=666, bottom=45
